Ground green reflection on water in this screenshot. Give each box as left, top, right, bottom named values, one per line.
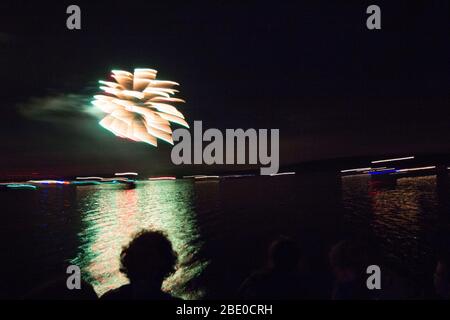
left=71, top=180, right=207, bottom=299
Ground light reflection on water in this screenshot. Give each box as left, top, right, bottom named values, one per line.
left=2, top=173, right=450, bottom=299
left=71, top=180, right=207, bottom=299
left=341, top=174, right=444, bottom=286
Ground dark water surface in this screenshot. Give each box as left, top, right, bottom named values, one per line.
left=1, top=173, right=449, bottom=299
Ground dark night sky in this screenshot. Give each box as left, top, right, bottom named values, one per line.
left=0, top=0, right=449, bottom=178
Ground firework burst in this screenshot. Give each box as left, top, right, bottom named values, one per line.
left=92, top=68, right=189, bottom=146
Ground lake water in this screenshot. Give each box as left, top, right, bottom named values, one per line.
left=1, top=173, right=449, bottom=299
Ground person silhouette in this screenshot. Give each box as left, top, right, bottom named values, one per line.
left=238, top=236, right=311, bottom=299
left=329, top=239, right=374, bottom=300
left=101, top=230, right=180, bottom=300
left=434, top=253, right=450, bottom=299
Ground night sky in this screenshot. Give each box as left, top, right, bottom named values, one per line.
left=0, top=0, right=449, bottom=179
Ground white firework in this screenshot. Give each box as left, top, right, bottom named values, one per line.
left=92, top=68, right=189, bottom=146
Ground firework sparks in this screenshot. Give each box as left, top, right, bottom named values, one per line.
left=93, top=68, right=189, bottom=146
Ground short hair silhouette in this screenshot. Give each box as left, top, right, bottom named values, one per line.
left=434, top=251, right=450, bottom=299
left=329, top=240, right=368, bottom=273
left=120, top=230, right=177, bottom=283
left=268, top=237, right=300, bottom=271
left=238, top=236, right=309, bottom=299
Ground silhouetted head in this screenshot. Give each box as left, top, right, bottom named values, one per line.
left=329, top=240, right=369, bottom=283
left=268, top=237, right=300, bottom=271
left=434, top=253, right=450, bottom=299
left=120, top=230, right=177, bottom=286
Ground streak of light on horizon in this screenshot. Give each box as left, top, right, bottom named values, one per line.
left=148, top=176, right=176, bottom=181
left=371, top=156, right=415, bottom=164
left=28, top=180, right=70, bottom=185
left=269, top=172, right=296, bottom=176
left=115, top=172, right=138, bottom=176
left=340, top=167, right=372, bottom=173
left=397, top=166, right=436, bottom=172
left=76, top=176, right=104, bottom=180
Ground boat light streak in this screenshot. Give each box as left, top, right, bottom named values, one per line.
left=6, top=184, right=37, bottom=189
left=183, top=175, right=220, bottom=179
left=397, top=166, right=436, bottom=173
left=370, top=167, right=395, bottom=172
left=269, top=172, right=296, bottom=176
left=371, top=156, right=415, bottom=164
left=72, top=181, right=102, bottom=185
left=28, top=180, right=70, bottom=185
left=115, top=172, right=138, bottom=176
left=221, top=174, right=255, bottom=178
left=340, top=167, right=372, bottom=173
left=194, top=175, right=220, bottom=179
